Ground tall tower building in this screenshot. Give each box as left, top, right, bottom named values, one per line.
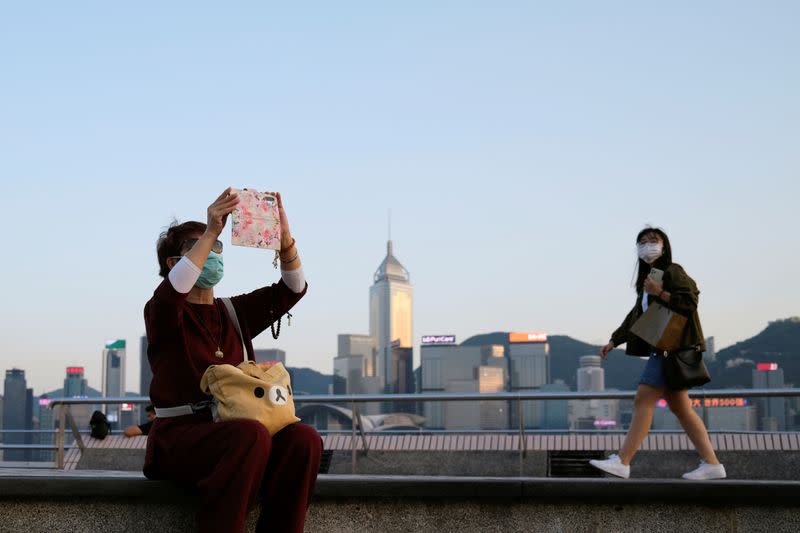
left=2, top=369, right=33, bottom=461
left=508, top=333, right=550, bottom=429
left=369, top=240, right=413, bottom=394
left=102, top=339, right=126, bottom=425
left=64, top=367, right=88, bottom=397
left=140, top=335, right=152, bottom=395
left=753, top=363, right=786, bottom=431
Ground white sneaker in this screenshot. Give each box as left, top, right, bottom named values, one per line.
left=589, top=454, right=630, bottom=479
left=682, top=461, right=727, bottom=480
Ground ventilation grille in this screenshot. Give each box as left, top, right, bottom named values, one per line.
left=547, top=450, right=605, bottom=477
left=318, top=450, right=333, bottom=474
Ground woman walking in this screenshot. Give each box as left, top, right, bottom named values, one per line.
left=589, top=227, right=725, bottom=480
left=143, top=188, right=322, bottom=532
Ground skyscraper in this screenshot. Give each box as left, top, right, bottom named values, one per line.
left=140, top=335, right=152, bottom=394
left=338, top=334, right=376, bottom=377
left=577, top=356, right=604, bottom=392
left=333, top=334, right=382, bottom=413
left=102, top=339, right=126, bottom=426
left=36, top=395, right=55, bottom=462
left=2, top=369, right=33, bottom=461
left=508, top=333, right=550, bottom=429
left=254, top=349, right=287, bottom=365
left=753, top=363, right=786, bottom=431
left=420, top=342, right=507, bottom=429
left=64, top=367, right=88, bottom=398
left=704, top=336, right=716, bottom=363
left=369, top=240, right=413, bottom=394
left=570, top=356, right=618, bottom=430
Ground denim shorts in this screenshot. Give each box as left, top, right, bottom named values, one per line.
left=639, top=352, right=667, bottom=388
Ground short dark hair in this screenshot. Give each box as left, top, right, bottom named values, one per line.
left=145, top=404, right=155, bottom=413
left=156, top=220, right=207, bottom=277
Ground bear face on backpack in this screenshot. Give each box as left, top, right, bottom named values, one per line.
left=89, top=410, right=111, bottom=440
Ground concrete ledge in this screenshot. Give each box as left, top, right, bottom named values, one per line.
left=2, top=471, right=800, bottom=505
left=1, top=472, right=800, bottom=532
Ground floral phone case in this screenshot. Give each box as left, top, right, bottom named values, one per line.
left=231, top=188, right=281, bottom=250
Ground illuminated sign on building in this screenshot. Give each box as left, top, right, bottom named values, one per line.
left=756, top=363, right=779, bottom=371
left=66, top=367, right=84, bottom=375
left=657, top=398, right=749, bottom=409
left=121, top=403, right=134, bottom=412
left=509, top=332, right=548, bottom=343
left=421, top=335, right=456, bottom=345
left=38, top=398, right=51, bottom=407
left=593, top=419, right=617, bottom=428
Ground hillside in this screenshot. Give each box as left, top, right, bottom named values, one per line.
left=288, top=367, right=332, bottom=395
left=462, top=332, right=641, bottom=389
left=289, top=318, right=800, bottom=396
left=465, top=319, right=800, bottom=390
left=707, top=317, right=800, bottom=388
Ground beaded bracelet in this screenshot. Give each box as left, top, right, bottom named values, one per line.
left=273, top=238, right=297, bottom=269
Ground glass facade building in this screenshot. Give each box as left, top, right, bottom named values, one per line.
left=369, top=241, right=413, bottom=394
left=102, top=339, right=126, bottom=425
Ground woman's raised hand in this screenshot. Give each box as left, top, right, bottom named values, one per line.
left=267, top=191, right=293, bottom=249
left=207, top=187, right=240, bottom=238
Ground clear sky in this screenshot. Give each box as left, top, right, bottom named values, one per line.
left=1, top=1, right=798, bottom=395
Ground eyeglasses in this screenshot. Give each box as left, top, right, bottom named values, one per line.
left=180, top=238, right=223, bottom=254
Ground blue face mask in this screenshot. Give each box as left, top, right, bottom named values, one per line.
left=196, top=251, right=224, bottom=288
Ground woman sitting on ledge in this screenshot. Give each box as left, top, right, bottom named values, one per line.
left=142, top=188, right=322, bottom=533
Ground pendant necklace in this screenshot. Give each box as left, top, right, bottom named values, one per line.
left=212, top=302, right=224, bottom=358
left=189, top=300, right=225, bottom=358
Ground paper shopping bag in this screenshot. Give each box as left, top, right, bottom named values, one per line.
left=630, top=302, right=687, bottom=353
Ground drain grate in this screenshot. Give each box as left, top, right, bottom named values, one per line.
left=547, top=451, right=605, bottom=477
left=318, top=450, right=333, bottom=474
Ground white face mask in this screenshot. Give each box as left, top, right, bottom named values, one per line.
left=638, top=242, right=663, bottom=264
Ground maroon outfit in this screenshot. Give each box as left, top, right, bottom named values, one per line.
left=143, top=277, right=322, bottom=533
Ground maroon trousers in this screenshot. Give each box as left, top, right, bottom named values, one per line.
left=145, top=417, right=322, bottom=533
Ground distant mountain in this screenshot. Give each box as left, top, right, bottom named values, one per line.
left=707, top=317, right=800, bottom=388
left=288, top=367, right=332, bottom=395
left=463, top=319, right=800, bottom=390
left=462, top=332, right=641, bottom=390
left=38, top=386, right=103, bottom=399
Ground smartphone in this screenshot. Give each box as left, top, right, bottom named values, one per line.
left=231, top=188, right=282, bottom=250
left=649, top=268, right=664, bottom=282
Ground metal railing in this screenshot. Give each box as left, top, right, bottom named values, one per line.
left=44, top=388, right=800, bottom=472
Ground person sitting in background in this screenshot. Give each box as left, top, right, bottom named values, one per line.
left=124, top=404, right=156, bottom=437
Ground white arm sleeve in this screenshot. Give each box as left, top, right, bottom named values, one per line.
left=167, top=256, right=202, bottom=294
left=281, top=266, right=306, bottom=294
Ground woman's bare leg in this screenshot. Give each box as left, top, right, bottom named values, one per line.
left=619, top=384, right=664, bottom=465
left=665, top=389, right=720, bottom=465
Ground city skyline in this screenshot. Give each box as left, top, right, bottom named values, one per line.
left=2, top=3, right=798, bottom=394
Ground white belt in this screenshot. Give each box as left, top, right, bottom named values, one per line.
left=155, top=400, right=214, bottom=418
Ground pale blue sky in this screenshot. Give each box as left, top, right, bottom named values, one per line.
left=1, top=2, right=798, bottom=395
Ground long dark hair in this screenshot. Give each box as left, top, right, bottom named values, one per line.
left=633, top=227, right=672, bottom=294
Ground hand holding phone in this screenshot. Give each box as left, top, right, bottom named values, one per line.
left=648, top=268, right=664, bottom=282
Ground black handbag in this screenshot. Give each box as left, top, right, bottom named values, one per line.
left=663, top=348, right=711, bottom=390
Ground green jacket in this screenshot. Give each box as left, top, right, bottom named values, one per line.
left=610, top=263, right=706, bottom=356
